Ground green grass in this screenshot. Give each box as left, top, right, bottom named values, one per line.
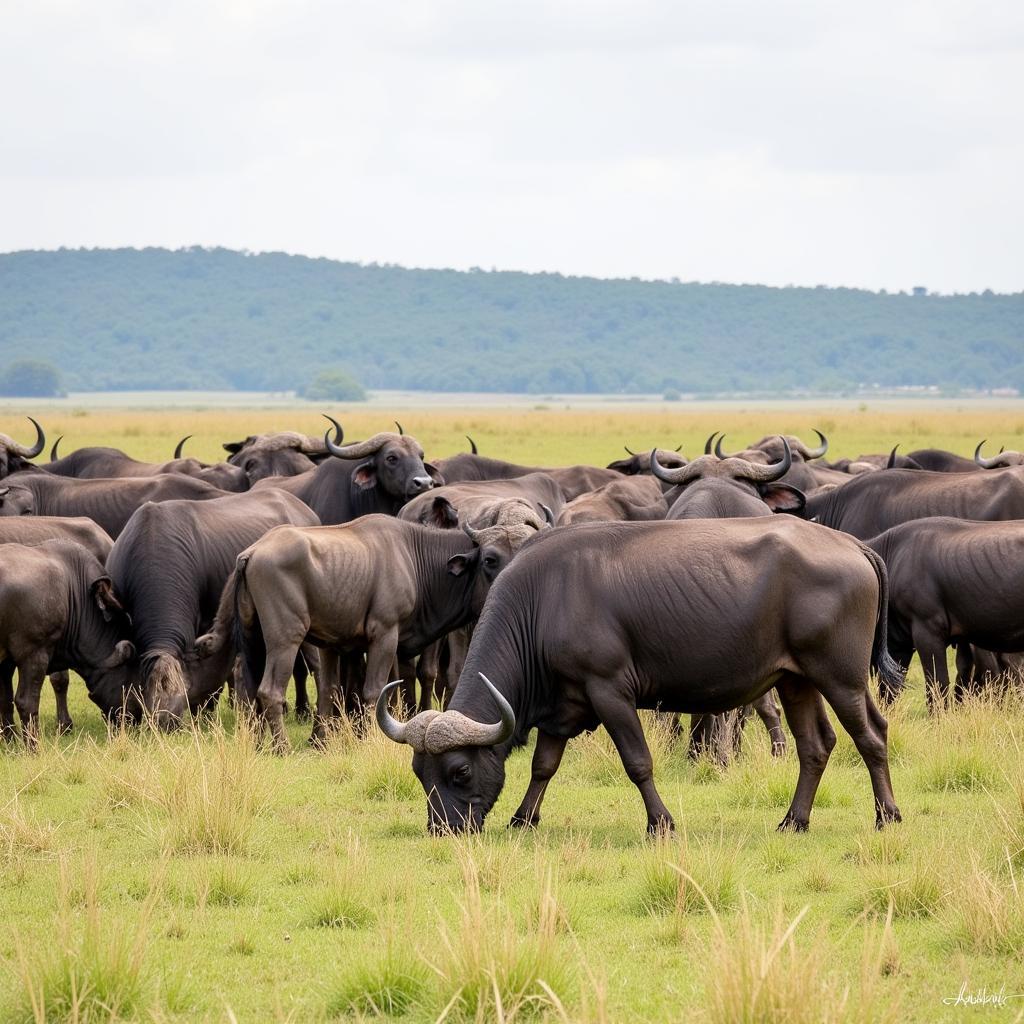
left=2, top=406, right=1024, bottom=1021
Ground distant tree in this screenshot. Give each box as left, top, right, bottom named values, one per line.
left=662, top=387, right=682, bottom=401
left=0, top=359, right=63, bottom=397
left=299, top=368, right=366, bottom=402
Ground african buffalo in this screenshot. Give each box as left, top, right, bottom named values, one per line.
left=253, top=424, right=438, bottom=524
left=378, top=517, right=902, bottom=836
left=434, top=452, right=621, bottom=501
left=904, top=449, right=979, bottom=473
left=606, top=446, right=685, bottom=477
left=0, top=418, right=45, bottom=478
left=974, top=442, right=1024, bottom=469
left=106, top=489, right=319, bottom=728
left=1, top=472, right=229, bottom=538
left=0, top=484, right=34, bottom=516
left=400, top=473, right=564, bottom=529
left=0, top=540, right=135, bottom=744
left=712, top=431, right=840, bottom=491
left=800, top=467, right=1024, bottom=539
left=198, top=515, right=542, bottom=751
left=555, top=476, right=667, bottom=525
left=866, top=517, right=1024, bottom=709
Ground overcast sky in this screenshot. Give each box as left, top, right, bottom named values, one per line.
left=2, top=1, right=1022, bottom=293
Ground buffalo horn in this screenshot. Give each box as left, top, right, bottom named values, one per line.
left=325, top=429, right=397, bottom=459
left=649, top=449, right=702, bottom=485
left=714, top=434, right=743, bottom=460
left=624, top=445, right=636, bottom=456
left=174, top=435, right=192, bottom=459
left=703, top=432, right=718, bottom=455
left=322, top=414, right=343, bottom=445
left=541, top=504, right=555, bottom=526
left=974, top=440, right=1008, bottom=469
left=886, top=445, right=899, bottom=469
left=50, top=436, right=63, bottom=462
left=395, top=420, right=404, bottom=436
left=2, top=417, right=46, bottom=459
left=737, top=436, right=792, bottom=482
left=467, top=435, right=478, bottom=455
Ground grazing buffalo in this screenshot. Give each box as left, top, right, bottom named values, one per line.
left=400, top=473, right=564, bottom=529
left=800, top=467, right=1024, bottom=539
left=0, top=484, right=34, bottom=516
left=0, top=472, right=229, bottom=538
left=0, top=540, right=135, bottom=744
left=106, top=489, right=319, bottom=728
left=253, top=425, right=438, bottom=524
left=379, top=518, right=901, bottom=836
left=556, top=476, right=667, bottom=525
left=0, top=418, right=45, bottom=478
left=0, top=516, right=116, bottom=733
left=866, top=517, right=1024, bottom=708
left=198, top=515, right=541, bottom=750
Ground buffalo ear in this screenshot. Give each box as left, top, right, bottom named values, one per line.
left=425, top=462, right=446, bottom=487
left=103, top=640, right=135, bottom=668
left=447, top=553, right=474, bottom=577
left=759, top=483, right=806, bottom=514
left=352, top=461, right=377, bottom=488
left=429, top=496, right=459, bottom=528
left=223, top=440, right=244, bottom=454
left=92, top=577, right=126, bottom=621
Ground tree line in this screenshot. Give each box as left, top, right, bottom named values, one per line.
left=0, top=247, right=1021, bottom=395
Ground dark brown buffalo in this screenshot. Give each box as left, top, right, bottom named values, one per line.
left=379, top=517, right=901, bottom=836
left=198, top=515, right=540, bottom=750
left=0, top=472, right=229, bottom=538
left=712, top=431, right=840, bottom=491
left=606, top=446, right=685, bottom=477
left=0, top=540, right=135, bottom=744
left=433, top=451, right=622, bottom=501
left=106, top=489, right=320, bottom=729
left=0, top=418, right=45, bottom=478
left=955, top=646, right=1024, bottom=697
left=974, top=441, right=1024, bottom=469
left=0, top=516, right=116, bottom=733
left=801, top=467, right=1024, bottom=539
left=253, top=425, right=438, bottom=524
left=867, top=517, right=1024, bottom=709
left=904, top=449, right=979, bottom=473
left=223, top=422, right=341, bottom=484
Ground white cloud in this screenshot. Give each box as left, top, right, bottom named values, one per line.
left=0, top=0, right=1021, bottom=292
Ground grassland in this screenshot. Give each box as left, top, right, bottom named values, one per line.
left=1, top=404, right=1023, bottom=1023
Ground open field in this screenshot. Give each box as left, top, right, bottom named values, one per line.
left=2, top=406, right=1024, bottom=1022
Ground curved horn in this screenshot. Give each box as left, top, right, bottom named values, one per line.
left=886, top=445, right=900, bottom=469
left=322, top=414, right=343, bottom=445
left=470, top=673, right=516, bottom=746
left=50, top=436, right=62, bottom=462
left=325, top=430, right=396, bottom=460
left=974, top=440, right=1007, bottom=469
left=462, top=520, right=484, bottom=545
left=737, top=436, right=792, bottom=483
left=650, top=449, right=702, bottom=485
left=541, top=504, right=555, bottom=526
left=703, top=432, right=719, bottom=455
left=376, top=679, right=413, bottom=744
left=174, top=435, right=192, bottom=459
left=4, top=417, right=46, bottom=459
left=674, top=444, right=683, bottom=453
left=394, top=421, right=404, bottom=436
left=466, top=435, right=478, bottom=455
left=805, top=429, right=829, bottom=459
left=624, top=445, right=636, bottom=456
left=714, top=434, right=742, bottom=460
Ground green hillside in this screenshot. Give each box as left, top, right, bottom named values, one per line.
left=1, top=247, right=1021, bottom=394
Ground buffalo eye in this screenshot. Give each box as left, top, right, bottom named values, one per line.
left=386, top=454, right=398, bottom=465
left=452, top=763, right=472, bottom=785
left=483, top=555, right=498, bottom=570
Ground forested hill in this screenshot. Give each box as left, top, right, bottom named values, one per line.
left=1, top=247, right=1022, bottom=395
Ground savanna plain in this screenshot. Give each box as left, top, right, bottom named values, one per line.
left=2, top=404, right=1024, bottom=1023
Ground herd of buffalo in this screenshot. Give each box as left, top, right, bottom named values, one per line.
left=1, top=414, right=1023, bottom=835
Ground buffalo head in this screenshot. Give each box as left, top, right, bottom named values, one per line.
left=0, top=418, right=45, bottom=478
left=377, top=673, right=515, bottom=833
left=0, top=484, right=34, bottom=516
left=325, top=421, right=440, bottom=500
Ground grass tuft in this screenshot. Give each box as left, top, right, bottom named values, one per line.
left=327, top=942, right=428, bottom=1018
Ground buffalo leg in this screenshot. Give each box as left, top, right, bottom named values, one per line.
left=50, top=672, right=73, bottom=735
left=688, top=713, right=724, bottom=762
left=14, top=651, right=51, bottom=749
left=362, top=627, right=399, bottom=709
left=912, top=623, right=950, bottom=712
left=292, top=651, right=310, bottom=722
left=256, top=642, right=303, bottom=753
left=509, top=731, right=569, bottom=828
left=0, top=661, right=16, bottom=741
left=586, top=682, right=674, bottom=834
left=310, top=649, right=343, bottom=746
left=775, top=678, right=835, bottom=832
left=817, top=679, right=901, bottom=828
left=753, top=690, right=786, bottom=756
left=416, top=642, right=442, bottom=712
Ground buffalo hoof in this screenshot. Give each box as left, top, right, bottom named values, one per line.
left=770, top=740, right=787, bottom=758
left=295, top=706, right=311, bottom=723
left=509, top=813, right=539, bottom=829
left=308, top=730, right=328, bottom=751
left=56, top=720, right=74, bottom=737
left=647, top=815, right=675, bottom=837
left=875, top=806, right=903, bottom=830
left=777, top=813, right=810, bottom=833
